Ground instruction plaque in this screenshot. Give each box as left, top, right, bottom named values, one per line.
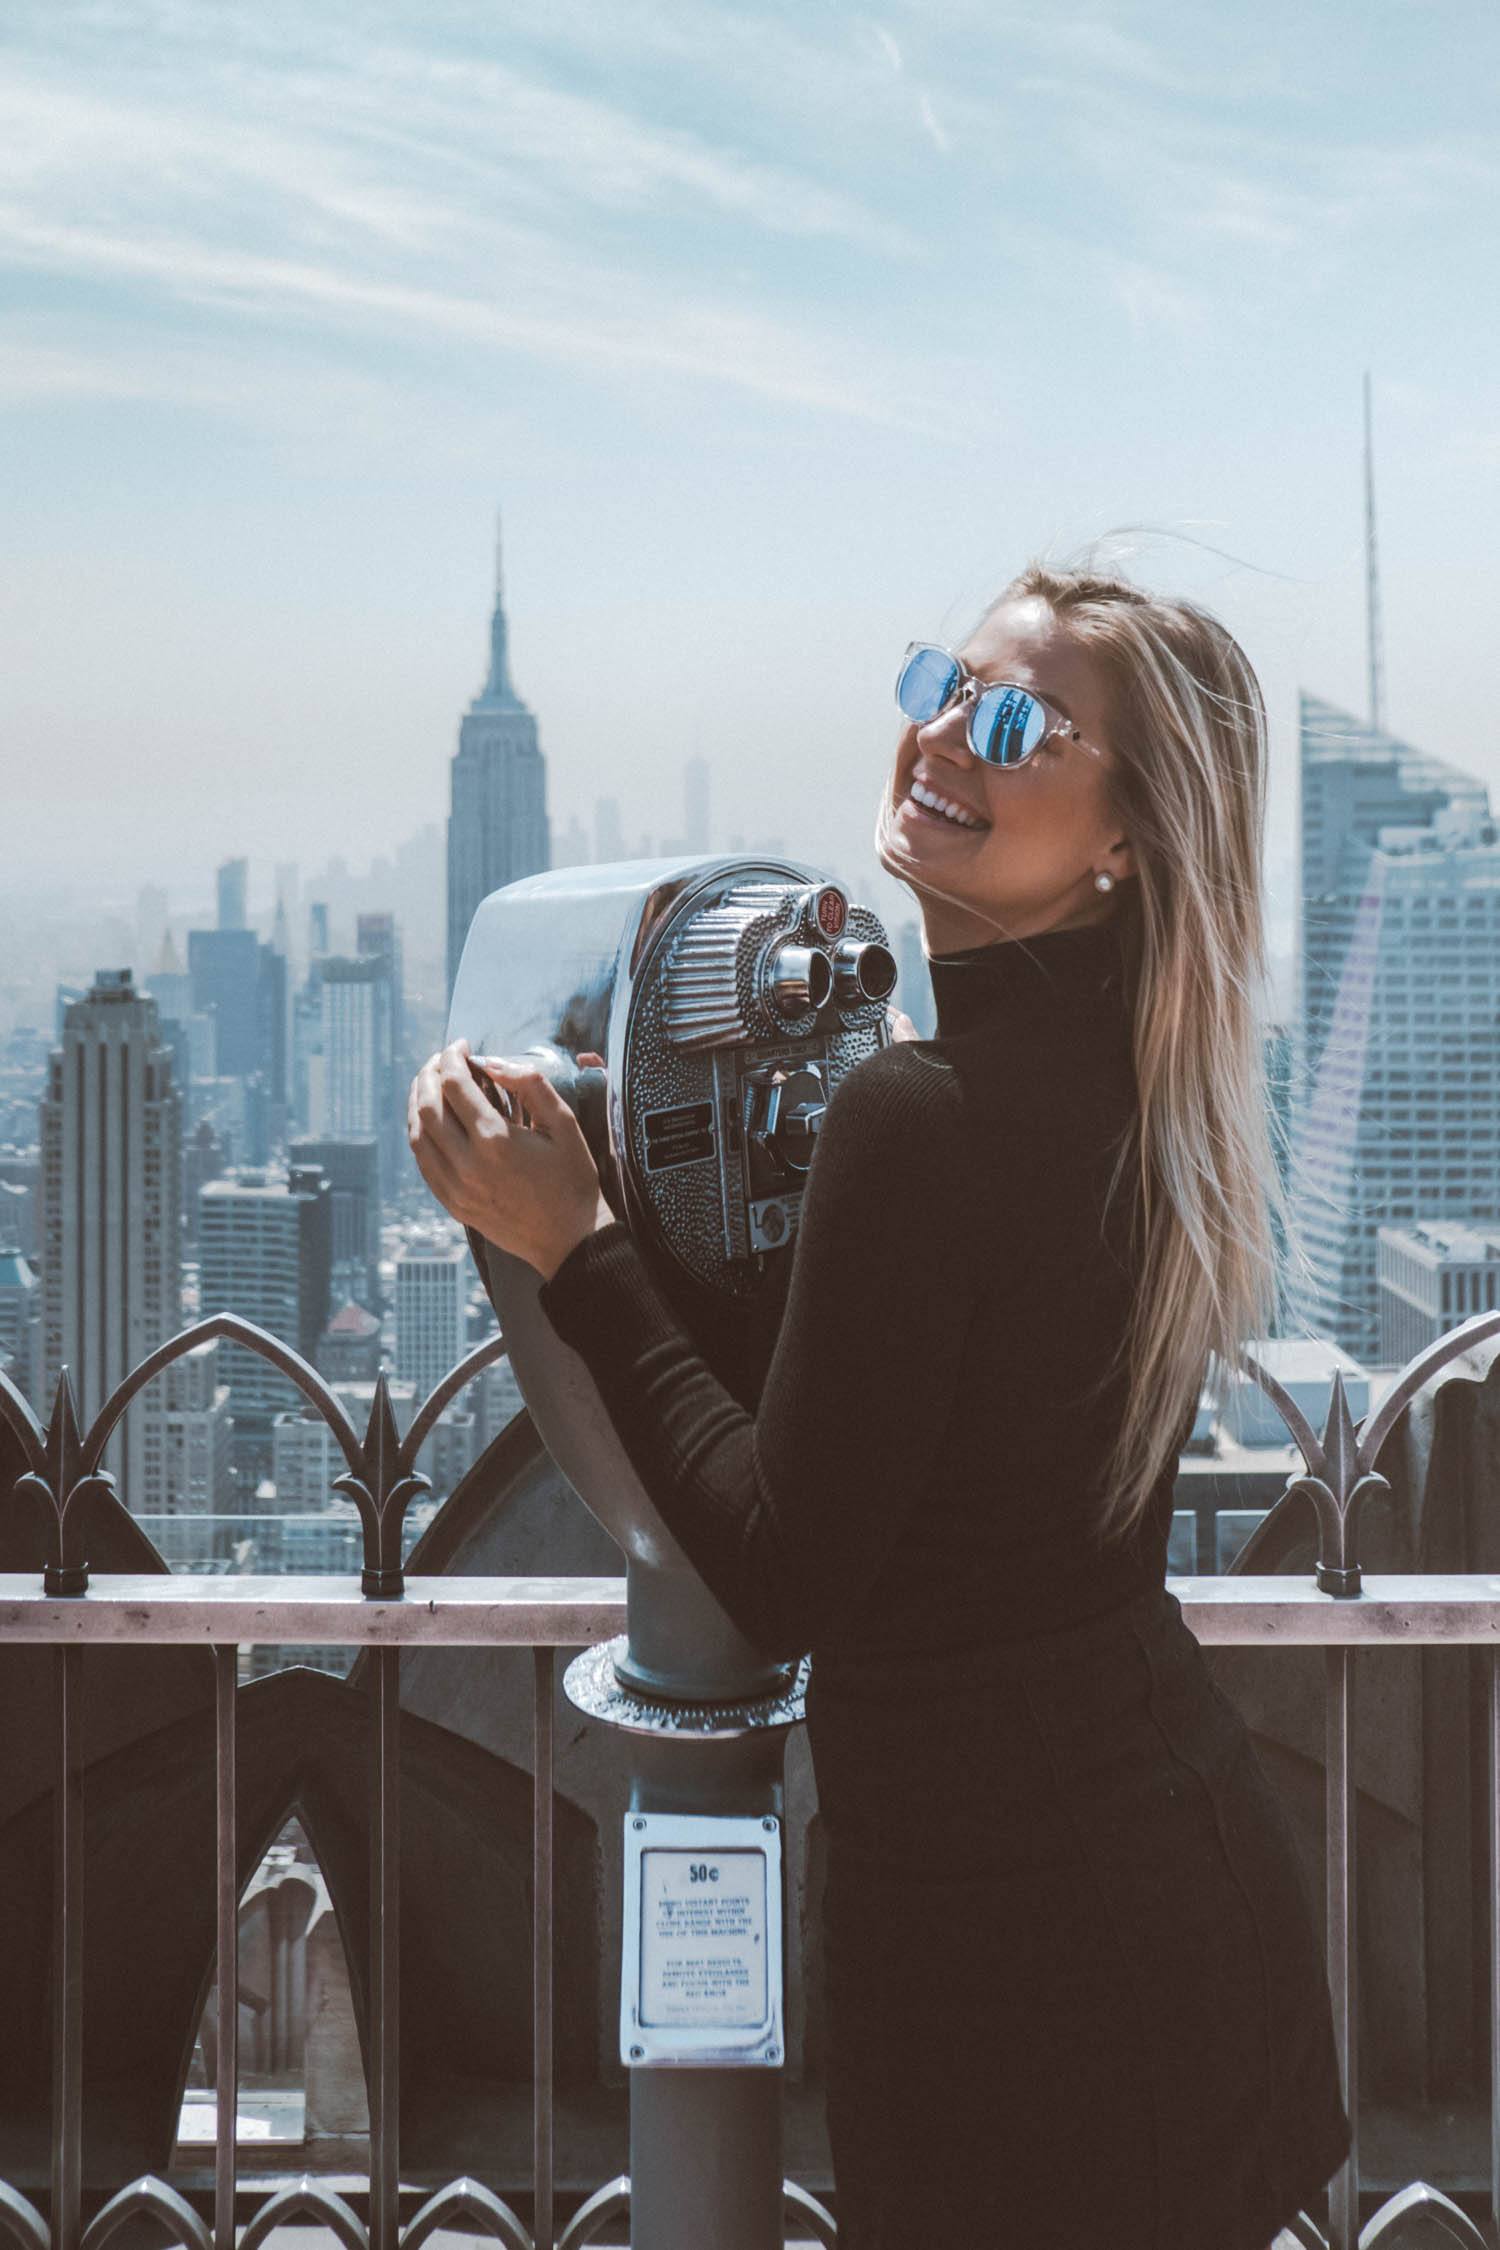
left=620, top=1811, right=784, bottom=2068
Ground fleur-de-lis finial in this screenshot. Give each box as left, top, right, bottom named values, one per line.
left=334, top=1374, right=431, bottom=1599
left=10, top=1369, right=119, bottom=1595
left=1240, top=1311, right=1500, bottom=1595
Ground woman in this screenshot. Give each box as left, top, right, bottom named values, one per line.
left=408, top=560, right=1351, bottom=2247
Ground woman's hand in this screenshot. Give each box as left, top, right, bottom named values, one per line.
left=407, top=1039, right=615, bottom=1282
left=886, top=1005, right=920, bottom=1043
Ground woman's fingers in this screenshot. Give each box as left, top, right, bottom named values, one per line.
left=410, top=1123, right=467, bottom=1216
left=408, top=1050, right=480, bottom=1217
left=438, top=1042, right=504, bottom=1135
left=477, top=1061, right=577, bottom=1141
left=407, top=1053, right=461, bottom=1152
left=408, top=1083, right=468, bottom=1212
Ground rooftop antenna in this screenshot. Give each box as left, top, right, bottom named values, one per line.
left=494, top=507, right=505, bottom=610
left=1363, top=370, right=1385, bottom=733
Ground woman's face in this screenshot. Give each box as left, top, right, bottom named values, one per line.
left=882, top=594, right=1136, bottom=952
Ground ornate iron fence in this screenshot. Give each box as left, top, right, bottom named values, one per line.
left=4, top=1307, right=1500, bottom=2249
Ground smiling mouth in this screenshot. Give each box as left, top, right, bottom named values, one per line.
left=900, top=778, right=990, bottom=833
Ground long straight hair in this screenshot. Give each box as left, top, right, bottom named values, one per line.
left=875, top=560, right=1301, bottom=1546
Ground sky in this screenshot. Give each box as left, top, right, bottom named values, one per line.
left=4, top=0, right=1499, bottom=958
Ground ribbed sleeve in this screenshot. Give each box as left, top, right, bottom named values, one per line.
left=536, top=1043, right=982, bottom=1660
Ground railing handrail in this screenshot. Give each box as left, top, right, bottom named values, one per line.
left=0, top=1571, right=627, bottom=1645
left=7, top=1570, right=1500, bottom=1646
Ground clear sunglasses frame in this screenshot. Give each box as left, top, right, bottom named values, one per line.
left=897, top=640, right=1107, bottom=768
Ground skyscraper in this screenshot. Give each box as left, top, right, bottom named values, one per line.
left=38, top=971, right=182, bottom=1508
left=356, top=913, right=405, bottom=1179
left=289, top=1136, right=382, bottom=1308
left=357, top=914, right=403, bottom=1047
left=217, top=857, right=249, bottom=932
left=185, top=927, right=285, bottom=1160
left=198, top=1163, right=333, bottom=1465
left=1289, top=695, right=1500, bottom=1360
left=396, top=1245, right=469, bottom=1399
left=188, top=927, right=261, bottom=1078
left=446, top=518, right=550, bottom=999
left=316, top=954, right=399, bottom=1190
left=257, top=940, right=288, bottom=1125
left=292, top=925, right=327, bottom=1140
left=1298, top=692, right=1486, bottom=1088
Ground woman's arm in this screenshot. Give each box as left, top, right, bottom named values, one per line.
left=536, top=1042, right=983, bottom=1658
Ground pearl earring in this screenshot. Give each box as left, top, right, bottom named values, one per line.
left=1093, top=871, right=1115, bottom=894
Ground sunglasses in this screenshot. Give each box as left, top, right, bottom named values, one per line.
left=895, top=641, right=1105, bottom=769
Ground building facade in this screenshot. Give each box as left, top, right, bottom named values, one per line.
left=288, top=1135, right=381, bottom=1307
left=316, top=957, right=395, bottom=1187
left=271, top=1411, right=339, bottom=1512
left=216, top=856, right=249, bottom=932
left=38, top=970, right=182, bottom=1509
left=188, top=928, right=262, bottom=1080
left=160, top=1337, right=233, bottom=1513
left=1377, top=1220, right=1500, bottom=1363
left=396, top=1245, right=468, bottom=1400
left=1290, top=693, right=1500, bottom=1361
left=198, top=1164, right=333, bottom=1459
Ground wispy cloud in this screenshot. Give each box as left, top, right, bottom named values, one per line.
left=0, top=202, right=960, bottom=431
left=3, top=0, right=1495, bottom=421
left=868, top=24, right=904, bottom=74
left=0, top=21, right=950, bottom=430
left=917, top=95, right=951, bottom=156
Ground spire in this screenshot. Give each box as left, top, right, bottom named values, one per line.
left=1363, top=370, right=1385, bottom=734
left=474, top=507, right=524, bottom=711
left=154, top=927, right=183, bottom=977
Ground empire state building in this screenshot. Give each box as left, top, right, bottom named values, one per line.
left=445, top=520, right=551, bottom=1000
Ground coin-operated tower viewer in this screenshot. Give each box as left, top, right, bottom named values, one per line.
left=447, top=854, right=898, bottom=2250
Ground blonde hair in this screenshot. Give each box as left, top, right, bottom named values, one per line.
left=874, top=557, right=1301, bottom=1546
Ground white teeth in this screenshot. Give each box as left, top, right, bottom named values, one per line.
left=910, top=779, right=984, bottom=829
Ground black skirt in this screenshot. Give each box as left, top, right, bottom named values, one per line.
left=804, top=1583, right=1352, bottom=2249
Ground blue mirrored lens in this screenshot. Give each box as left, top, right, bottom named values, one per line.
left=972, top=685, right=1047, bottom=766
left=896, top=645, right=961, bottom=724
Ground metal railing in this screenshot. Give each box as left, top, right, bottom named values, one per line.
left=5, top=1308, right=1500, bottom=2249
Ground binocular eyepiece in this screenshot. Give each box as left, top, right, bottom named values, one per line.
left=453, top=861, right=899, bottom=1295
left=447, top=854, right=902, bottom=1698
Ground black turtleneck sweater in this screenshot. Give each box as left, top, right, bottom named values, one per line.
left=537, top=914, right=1183, bottom=1666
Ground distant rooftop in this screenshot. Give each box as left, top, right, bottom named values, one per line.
left=1381, top=1220, right=1500, bottom=1263
left=1240, top=1336, right=1369, bottom=1384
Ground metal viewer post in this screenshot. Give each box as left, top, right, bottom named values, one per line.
left=447, top=855, right=896, bottom=2248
